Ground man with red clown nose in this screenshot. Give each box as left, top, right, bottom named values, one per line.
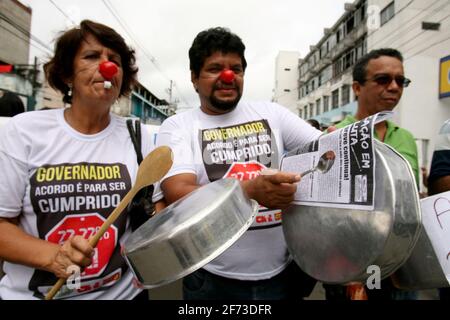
left=155, top=27, right=321, bottom=300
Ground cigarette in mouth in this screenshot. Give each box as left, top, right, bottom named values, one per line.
left=104, top=81, right=112, bottom=89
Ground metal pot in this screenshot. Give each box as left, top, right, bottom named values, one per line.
left=392, top=193, right=450, bottom=290
left=122, top=178, right=258, bottom=288
left=282, top=140, right=422, bottom=284
left=392, top=227, right=448, bottom=289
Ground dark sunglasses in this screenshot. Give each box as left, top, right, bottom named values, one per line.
left=366, top=74, right=411, bottom=88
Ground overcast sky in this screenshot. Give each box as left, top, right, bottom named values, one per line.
left=20, top=0, right=349, bottom=111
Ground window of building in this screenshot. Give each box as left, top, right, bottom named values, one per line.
left=355, top=7, right=362, bottom=25
left=323, top=96, right=330, bottom=113
left=332, top=89, right=339, bottom=109
left=284, top=68, right=291, bottom=71
left=316, top=99, right=321, bottom=116
left=300, top=64, right=308, bottom=77
left=355, top=38, right=366, bottom=60
left=343, top=50, right=354, bottom=71
left=333, top=59, right=343, bottom=78
left=361, top=1, right=366, bottom=20
left=298, top=108, right=303, bottom=118
left=304, top=105, right=309, bottom=119
left=310, top=103, right=315, bottom=117
left=321, top=66, right=332, bottom=84
left=284, top=89, right=291, bottom=92
left=422, top=22, right=440, bottom=31
left=329, top=33, right=337, bottom=49
left=380, top=1, right=395, bottom=26
left=345, top=15, right=355, bottom=35
left=341, top=85, right=350, bottom=105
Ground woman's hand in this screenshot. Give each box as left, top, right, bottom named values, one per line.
left=47, top=235, right=94, bottom=279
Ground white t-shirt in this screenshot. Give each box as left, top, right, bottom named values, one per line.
left=156, top=101, right=321, bottom=280
left=0, top=109, right=154, bottom=300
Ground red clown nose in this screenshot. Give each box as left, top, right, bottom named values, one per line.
left=219, top=69, right=235, bottom=83
left=99, top=61, right=118, bottom=80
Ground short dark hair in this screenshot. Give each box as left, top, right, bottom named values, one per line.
left=189, top=27, right=247, bottom=77
left=306, top=119, right=321, bottom=130
left=44, top=20, right=138, bottom=104
left=352, top=48, right=403, bottom=84
left=0, top=91, right=25, bottom=117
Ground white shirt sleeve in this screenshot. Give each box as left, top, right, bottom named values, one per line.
left=155, top=115, right=197, bottom=180
left=151, top=115, right=197, bottom=203
left=275, top=103, right=322, bottom=151
left=0, top=120, right=28, bottom=218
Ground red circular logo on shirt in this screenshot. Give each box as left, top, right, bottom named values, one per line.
left=223, top=161, right=267, bottom=181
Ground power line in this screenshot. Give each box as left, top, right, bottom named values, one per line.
left=0, top=24, right=50, bottom=57
left=44, top=0, right=192, bottom=109
left=101, top=0, right=193, bottom=109
left=0, top=12, right=53, bottom=55
left=48, top=0, right=77, bottom=26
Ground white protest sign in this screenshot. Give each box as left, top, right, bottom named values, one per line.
left=421, top=191, right=450, bottom=285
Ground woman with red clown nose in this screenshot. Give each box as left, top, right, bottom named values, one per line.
left=0, top=20, right=159, bottom=300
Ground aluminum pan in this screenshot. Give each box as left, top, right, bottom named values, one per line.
left=282, top=140, right=421, bottom=284
left=392, top=214, right=449, bottom=289
left=122, top=178, right=258, bottom=288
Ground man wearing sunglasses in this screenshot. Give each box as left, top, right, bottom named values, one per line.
left=335, top=48, right=418, bottom=183
left=325, top=48, right=419, bottom=300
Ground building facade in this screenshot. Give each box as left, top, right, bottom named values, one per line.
left=0, top=0, right=37, bottom=110
left=273, top=51, right=301, bottom=112
left=297, top=0, right=368, bottom=125
left=366, top=0, right=450, bottom=176
left=276, top=0, right=450, bottom=182
left=38, top=79, right=175, bottom=124
left=112, top=81, right=176, bottom=125
left=0, top=0, right=31, bottom=66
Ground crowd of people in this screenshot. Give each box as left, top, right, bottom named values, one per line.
left=0, top=19, right=447, bottom=300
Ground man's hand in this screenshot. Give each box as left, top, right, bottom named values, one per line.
left=241, top=169, right=301, bottom=209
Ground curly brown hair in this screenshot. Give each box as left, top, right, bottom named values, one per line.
left=44, top=20, right=138, bottom=104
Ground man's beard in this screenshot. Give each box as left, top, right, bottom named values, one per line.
left=209, top=87, right=242, bottom=111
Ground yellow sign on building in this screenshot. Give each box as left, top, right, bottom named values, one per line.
left=440, top=55, right=450, bottom=99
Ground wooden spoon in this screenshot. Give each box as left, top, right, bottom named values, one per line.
left=45, top=146, right=173, bottom=300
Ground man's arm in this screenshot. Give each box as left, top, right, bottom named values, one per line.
left=162, top=171, right=300, bottom=209
left=428, top=176, right=450, bottom=196
left=161, top=173, right=200, bottom=205
left=428, top=149, right=450, bottom=196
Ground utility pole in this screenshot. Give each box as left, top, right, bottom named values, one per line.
left=26, top=57, right=39, bottom=111
left=31, top=56, right=38, bottom=111
left=168, top=80, right=173, bottom=104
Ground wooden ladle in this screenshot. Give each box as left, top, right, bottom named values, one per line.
left=45, top=146, right=173, bottom=300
